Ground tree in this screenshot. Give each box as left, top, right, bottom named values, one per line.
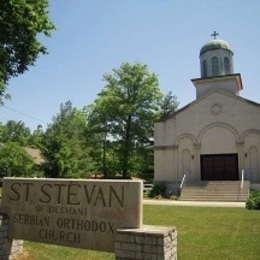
left=159, top=91, right=179, bottom=119
left=0, top=120, right=31, bottom=146
left=0, top=0, right=55, bottom=102
left=85, top=102, right=114, bottom=179
left=29, top=125, right=44, bottom=148
left=89, top=62, right=163, bottom=178
left=0, top=141, right=36, bottom=177
left=42, top=101, right=94, bottom=178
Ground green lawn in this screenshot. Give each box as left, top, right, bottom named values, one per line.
left=23, top=206, right=260, bottom=259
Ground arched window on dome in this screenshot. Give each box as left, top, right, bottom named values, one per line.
left=202, top=60, right=207, bottom=77
left=212, top=57, right=219, bottom=76
left=224, top=57, right=230, bottom=74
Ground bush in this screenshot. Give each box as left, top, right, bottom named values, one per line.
left=246, top=191, right=260, bottom=210
left=148, top=182, right=167, bottom=198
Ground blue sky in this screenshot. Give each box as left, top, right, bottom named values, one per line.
left=1, top=0, right=260, bottom=130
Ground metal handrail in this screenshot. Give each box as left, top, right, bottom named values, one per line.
left=180, top=173, right=186, bottom=190
left=240, top=169, right=245, bottom=189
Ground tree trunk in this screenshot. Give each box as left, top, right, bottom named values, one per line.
left=122, top=116, right=131, bottom=179
left=103, top=133, right=107, bottom=179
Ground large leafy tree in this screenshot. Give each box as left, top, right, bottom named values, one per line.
left=42, top=101, right=94, bottom=178
left=0, top=120, right=31, bottom=146
left=89, top=62, right=163, bottom=178
left=0, top=0, right=55, bottom=101
left=0, top=141, right=36, bottom=177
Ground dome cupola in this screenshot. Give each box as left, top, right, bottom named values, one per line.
left=200, top=39, right=233, bottom=56
left=200, top=31, right=234, bottom=78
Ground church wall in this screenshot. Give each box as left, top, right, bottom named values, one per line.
left=177, top=136, right=197, bottom=182
left=154, top=91, right=260, bottom=185
left=200, top=126, right=237, bottom=154
left=154, top=148, right=178, bottom=183
left=154, top=119, right=175, bottom=147
left=234, top=101, right=260, bottom=133
left=196, top=79, right=238, bottom=98
left=242, top=132, right=260, bottom=182
left=172, top=93, right=260, bottom=142
left=154, top=150, right=166, bottom=182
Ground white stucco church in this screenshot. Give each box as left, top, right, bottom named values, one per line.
left=154, top=32, right=260, bottom=194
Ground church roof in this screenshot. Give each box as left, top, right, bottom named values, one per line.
left=200, top=39, right=233, bottom=56
left=155, top=89, right=260, bottom=123
left=23, top=147, right=45, bottom=165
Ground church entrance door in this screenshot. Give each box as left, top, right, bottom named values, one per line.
left=201, top=154, right=238, bottom=180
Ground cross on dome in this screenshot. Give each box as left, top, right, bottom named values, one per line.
left=211, top=31, right=219, bottom=39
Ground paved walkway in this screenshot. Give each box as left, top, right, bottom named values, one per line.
left=143, top=199, right=246, bottom=208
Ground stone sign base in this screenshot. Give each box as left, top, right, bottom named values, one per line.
left=0, top=213, right=177, bottom=260
left=0, top=214, right=23, bottom=260
left=115, top=225, right=177, bottom=260
left=1, top=213, right=177, bottom=260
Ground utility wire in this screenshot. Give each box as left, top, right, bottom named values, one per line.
left=2, top=105, right=48, bottom=125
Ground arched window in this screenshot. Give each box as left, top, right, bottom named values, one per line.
left=212, top=57, right=219, bottom=76
left=224, top=57, right=230, bottom=74
left=202, top=60, right=207, bottom=77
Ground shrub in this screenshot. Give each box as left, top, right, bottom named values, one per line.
left=148, top=182, right=167, bottom=198
left=170, top=195, right=178, bottom=200
left=246, top=191, right=260, bottom=210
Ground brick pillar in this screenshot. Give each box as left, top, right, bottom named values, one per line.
left=115, top=225, right=177, bottom=260
left=0, top=214, right=23, bottom=260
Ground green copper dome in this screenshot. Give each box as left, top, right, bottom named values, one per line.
left=200, top=39, right=233, bottom=56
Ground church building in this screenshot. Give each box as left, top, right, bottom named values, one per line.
left=154, top=32, right=260, bottom=195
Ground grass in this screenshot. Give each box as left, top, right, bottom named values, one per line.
left=144, top=206, right=260, bottom=260
left=22, top=205, right=260, bottom=259
left=23, top=243, right=114, bottom=260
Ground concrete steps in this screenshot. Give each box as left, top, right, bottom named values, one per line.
left=179, top=181, right=250, bottom=202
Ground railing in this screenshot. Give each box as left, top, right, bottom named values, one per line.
left=179, top=173, right=186, bottom=191
left=143, top=183, right=153, bottom=194
left=240, top=169, right=245, bottom=189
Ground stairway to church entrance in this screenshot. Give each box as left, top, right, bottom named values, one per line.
left=200, top=154, right=238, bottom=180
left=179, top=181, right=250, bottom=202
